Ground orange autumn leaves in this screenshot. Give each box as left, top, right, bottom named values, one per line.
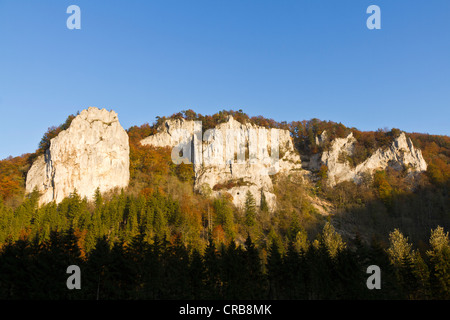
left=0, top=154, right=31, bottom=204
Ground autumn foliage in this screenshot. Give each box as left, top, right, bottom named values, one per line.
left=0, top=109, right=448, bottom=256
left=0, top=154, right=32, bottom=205
left=0, top=109, right=449, bottom=300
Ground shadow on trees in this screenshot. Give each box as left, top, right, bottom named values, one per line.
left=328, top=181, right=449, bottom=248
left=1, top=227, right=448, bottom=300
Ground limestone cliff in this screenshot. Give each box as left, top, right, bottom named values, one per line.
left=141, top=116, right=303, bottom=210
left=25, top=107, right=427, bottom=209
left=26, top=107, right=130, bottom=205
left=307, top=131, right=427, bottom=186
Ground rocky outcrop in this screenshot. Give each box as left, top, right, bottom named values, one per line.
left=307, top=131, right=427, bottom=186
left=26, top=107, right=130, bottom=205
left=24, top=106, right=428, bottom=210
left=141, top=116, right=303, bottom=210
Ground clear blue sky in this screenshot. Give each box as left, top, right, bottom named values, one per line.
left=0, top=0, right=449, bottom=160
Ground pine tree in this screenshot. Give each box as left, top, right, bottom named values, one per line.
left=386, top=229, right=420, bottom=298
left=84, top=236, right=111, bottom=300
left=294, top=228, right=310, bottom=254
left=108, top=240, right=134, bottom=299
left=282, top=241, right=305, bottom=299
left=123, top=196, right=139, bottom=241
left=305, top=235, right=335, bottom=299
left=203, top=237, right=221, bottom=298
left=0, top=238, right=36, bottom=299
left=189, top=248, right=206, bottom=299
left=411, top=250, right=431, bottom=299
left=427, top=226, right=450, bottom=299
left=221, top=240, right=245, bottom=299
left=127, top=231, right=150, bottom=298
left=244, top=190, right=257, bottom=228
left=63, top=227, right=83, bottom=265
left=162, top=235, right=190, bottom=299
left=367, top=236, right=401, bottom=299
left=260, top=189, right=269, bottom=213
left=241, top=235, right=265, bottom=299
left=213, top=197, right=235, bottom=239
left=94, top=187, right=103, bottom=209
left=143, top=235, right=164, bottom=299
left=267, top=241, right=282, bottom=299
left=333, top=247, right=366, bottom=299
left=387, top=229, right=413, bottom=267
left=321, top=222, right=346, bottom=259
left=36, top=230, right=74, bottom=299
left=67, top=189, right=82, bottom=223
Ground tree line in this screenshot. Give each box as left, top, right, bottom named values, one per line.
left=0, top=224, right=449, bottom=300
left=0, top=109, right=449, bottom=300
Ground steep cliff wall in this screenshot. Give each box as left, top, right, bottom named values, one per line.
left=141, top=116, right=303, bottom=210
left=26, top=107, right=130, bottom=205
left=308, top=131, right=427, bottom=186
left=25, top=107, right=427, bottom=209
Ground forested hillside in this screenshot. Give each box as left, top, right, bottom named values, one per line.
left=0, top=109, right=448, bottom=299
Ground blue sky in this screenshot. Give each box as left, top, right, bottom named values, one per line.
left=0, top=0, right=449, bottom=159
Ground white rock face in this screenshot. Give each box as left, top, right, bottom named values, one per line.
left=309, top=132, right=427, bottom=186
left=141, top=116, right=303, bottom=210
left=26, top=107, right=130, bottom=205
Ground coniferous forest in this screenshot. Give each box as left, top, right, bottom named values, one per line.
left=0, top=110, right=449, bottom=300
left=1, top=224, right=450, bottom=300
